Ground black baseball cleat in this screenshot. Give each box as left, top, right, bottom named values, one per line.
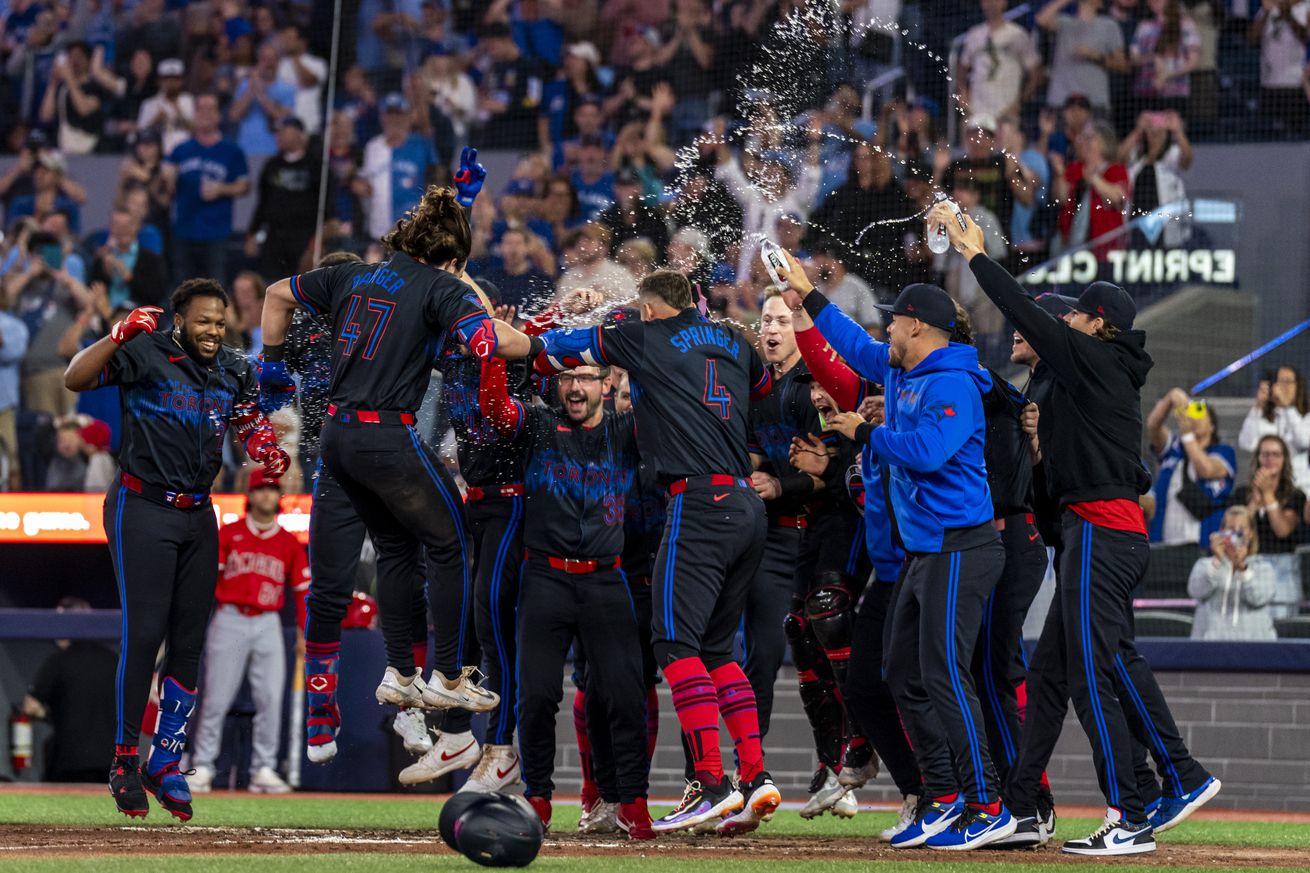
left=140, top=762, right=194, bottom=822
left=1061, top=809, right=1155, bottom=856
left=109, top=755, right=148, bottom=818
left=990, top=814, right=1046, bottom=849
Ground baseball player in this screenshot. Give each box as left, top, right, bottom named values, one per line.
left=480, top=355, right=653, bottom=838
left=189, top=470, right=309, bottom=794
left=777, top=254, right=1014, bottom=851
left=527, top=270, right=779, bottom=835
left=937, top=205, right=1220, bottom=855
left=259, top=185, right=536, bottom=716
left=64, top=280, right=291, bottom=821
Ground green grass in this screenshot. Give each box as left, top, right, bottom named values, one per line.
left=0, top=791, right=1304, bottom=849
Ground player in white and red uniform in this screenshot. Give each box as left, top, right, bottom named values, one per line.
left=188, top=469, right=310, bottom=794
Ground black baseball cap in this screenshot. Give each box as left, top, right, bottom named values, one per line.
left=1034, top=291, right=1077, bottom=317
left=1073, top=281, right=1135, bottom=331
left=874, top=283, right=956, bottom=332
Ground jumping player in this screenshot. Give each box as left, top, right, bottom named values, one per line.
left=64, top=281, right=291, bottom=820
left=480, top=355, right=654, bottom=839
left=527, top=270, right=779, bottom=835
left=937, top=204, right=1221, bottom=855
left=259, top=185, right=536, bottom=716
left=778, top=255, right=1015, bottom=850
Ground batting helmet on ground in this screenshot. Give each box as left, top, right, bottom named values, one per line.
left=453, top=792, right=544, bottom=867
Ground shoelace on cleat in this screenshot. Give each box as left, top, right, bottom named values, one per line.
left=671, top=780, right=702, bottom=814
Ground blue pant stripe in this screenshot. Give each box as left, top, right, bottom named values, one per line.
left=1114, top=653, right=1184, bottom=796
left=946, top=551, right=986, bottom=802
left=662, top=494, right=683, bottom=643
left=407, top=427, right=471, bottom=662
left=1081, top=522, right=1118, bottom=807
left=845, top=517, right=864, bottom=577
left=112, top=486, right=128, bottom=746
left=488, top=496, right=522, bottom=745
left=981, top=593, right=1017, bottom=766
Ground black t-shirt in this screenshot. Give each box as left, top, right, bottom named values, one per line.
left=57, top=77, right=113, bottom=134
left=290, top=253, right=496, bottom=412
left=983, top=369, right=1034, bottom=519
left=250, top=151, right=325, bottom=246
left=29, top=642, right=119, bottom=779
left=749, top=360, right=822, bottom=518
left=440, top=347, right=529, bottom=487
left=540, top=308, right=771, bottom=481
left=100, top=330, right=259, bottom=492
left=1230, top=485, right=1308, bottom=554
left=515, top=406, right=639, bottom=559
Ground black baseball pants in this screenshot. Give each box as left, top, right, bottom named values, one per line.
left=516, top=558, right=646, bottom=802
left=105, top=486, right=218, bottom=749
left=884, top=536, right=1005, bottom=805
left=740, top=524, right=802, bottom=736
left=470, top=495, right=524, bottom=743
left=319, top=417, right=471, bottom=675
left=305, top=460, right=367, bottom=646
left=846, top=577, right=923, bottom=797
left=972, top=514, right=1048, bottom=788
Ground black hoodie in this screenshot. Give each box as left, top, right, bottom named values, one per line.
left=970, top=255, right=1153, bottom=507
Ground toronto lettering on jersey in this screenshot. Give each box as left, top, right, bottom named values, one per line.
left=669, top=323, right=741, bottom=357
left=526, top=447, right=635, bottom=505
left=127, top=379, right=234, bottom=427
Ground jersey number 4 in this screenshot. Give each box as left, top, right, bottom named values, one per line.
left=338, top=295, right=396, bottom=360
left=702, top=359, right=732, bottom=420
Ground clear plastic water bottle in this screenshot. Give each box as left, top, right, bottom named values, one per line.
left=760, top=239, right=788, bottom=290
left=927, top=191, right=965, bottom=255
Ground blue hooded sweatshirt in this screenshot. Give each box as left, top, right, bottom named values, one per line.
left=810, top=294, right=995, bottom=554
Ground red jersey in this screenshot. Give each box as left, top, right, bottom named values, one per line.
left=217, top=518, right=310, bottom=622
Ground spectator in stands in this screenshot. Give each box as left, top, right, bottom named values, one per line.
left=1046, top=92, right=1094, bottom=160
left=598, top=167, right=669, bottom=259
left=0, top=306, right=28, bottom=489
left=1248, top=0, right=1310, bottom=133
left=106, top=49, right=157, bottom=148
left=80, top=417, right=116, bottom=492
left=277, top=24, right=327, bottom=135
left=601, top=0, right=672, bottom=70
left=1051, top=121, right=1129, bottom=257
left=486, top=0, right=565, bottom=66
left=941, top=115, right=1036, bottom=243
left=610, top=87, right=678, bottom=200
left=39, top=211, right=88, bottom=281
left=556, top=224, right=635, bottom=302
left=115, top=0, right=182, bottom=70
left=666, top=225, right=711, bottom=288
left=1038, top=0, right=1131, bottom=116
left=481, top=227, right=556, bottom=312
left=8, top=153, right=82, bottom=235
left=808, top=238, right=883, bottom=330
left=538, top=176, right=585, bottom=247
left=1120, top=109, right=1193, bottom=248
left=540, top=42, right=611, bottom=164
left=117, top=185, right=167, bottom=257
left=163, top=92, right=251, bottom=285
left=655, top=0, right=716, bottom=142
left=37, top=41, right=111, bottom=155
left=1231, top=434, right=1307, bottom=618
left=1181, top=0, right=1221, bottom=130
left=88, top=207, right=168, bottom=309
left=5, top=4, right=63, bottom=123
left=876, top=95, right=938, bottom=168
left=1147, top=388, right=1236, bottom=546
left=357, top=93, right=439, bottom=241
left=616, top=237, right=658, bottom=281
left=1188, top=506, right=1278, bottom=641
left=230, top=270, right=266, bottom=354
left=570, top=134, right=616, bottom=221
left=421, top=47, right=478, bottom=144
left=0, top=131, right=87, bottom=219
left=116, top=130, right=171, bottom=247
left=942, top=176, right=1009, bottom=356
left=247, top=117, right=323, bottom=282
left=477, top=22, right=547, bottom=148
left=230, top=42, right=295, bottom=159
left=1239, top=366, right=1310, bottom=491
left=335, top=64, right=380, bottom=146
left=997, top=117, right=1052, bottom=258
left=22, top=597, right=117, bottom=782
left=491, top=178, right=555, bottom=248
left=958, top=0, right=1044, bottom=121
left=1130, top=0, right=1201, bottom=114
left=136, top=58, right=194, bottom=156
left=45, top=419, right=89, bottom=491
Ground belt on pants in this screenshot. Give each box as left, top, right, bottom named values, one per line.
left=327, top=403, right=416, bottom=426
left=527, top=550, right=621, bottom=574
left=995, top=512, right=1036, bottom=532
left=466, top=483, right=525, bottom=502
left=666, top=474, right=752, bottom=497
left=120, top=472, right=210, bottom=510
left=770, top=514, right=807, bottom=529
left=221, top=603, right=272, bottom=618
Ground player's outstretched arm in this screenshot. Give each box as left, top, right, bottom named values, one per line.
left=65, top=305, right=161, bottom=391
left=776, top=250, right=890, bottom=385
left=261, top=278, right=299, bottom=348
left=492, top=319, right=536, bottom=359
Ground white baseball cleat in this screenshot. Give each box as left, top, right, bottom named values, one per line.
left=458, top=744, right=522, bottom=793
left=578, top=798, right=619, bottom=834
left=375, top=666, right=434, bottom=708
left=831, top=789, right=858, bottom=819
left=799, top=768, right=845, bottom=819
left=424, top=666, right=500, bottom=712
left=398, top=731, right=480, bottom=786
left=392, top=709, right=434, bottom=755
left=306, top=739, right=337, bottom=764
left=879, top=793, right=920, bottom=842
left=248, top=766, right=292, bottom=794
left=189, top=764, right=214, bottom=794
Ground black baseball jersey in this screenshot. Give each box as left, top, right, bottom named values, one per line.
left=289, top=252, right=497, bottom=412
left=622, top=459, right=667, bottom=577
left=749, top=360, right=823, bottom=518
left=98, top=330, right=258, bottom=493
left=539, top=308, right=771, bottom=481
left=440, top=346, right=529, bottom=487
left=982, top=368, right=1034, bottom=519
left=283, top=309, right=334, bottom=458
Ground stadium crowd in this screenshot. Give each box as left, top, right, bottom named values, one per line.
left=1, top=0, right=1307, bottom=622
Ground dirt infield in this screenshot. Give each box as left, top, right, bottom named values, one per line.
left=0, top=824, right=1306, bottom=867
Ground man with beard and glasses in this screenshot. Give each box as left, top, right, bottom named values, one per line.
left=63, top=280, right=291, bottom=822
left=479, top=356, right=653, bottom=840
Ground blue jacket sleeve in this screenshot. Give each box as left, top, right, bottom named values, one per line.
left=804, top=290, right=889, bottom=385
left=0, top=315, right=28, bottom=365
left=866, top=377, right=978, bottom=473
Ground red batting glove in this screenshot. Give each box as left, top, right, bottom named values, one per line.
left=247, top=428, right=291, bottom=479
left=109, top=306, right=164, bottom=345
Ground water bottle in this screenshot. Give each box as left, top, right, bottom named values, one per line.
left=927, top=191, right=965, bottom=255
left=760, top=239, right=788, bottom=290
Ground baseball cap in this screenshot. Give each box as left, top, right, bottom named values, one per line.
left=874, top=283, right=957, bottom=333
left=967, top=114, right=997, bottom=135
left=1063, top=93, right=1092, bottom=111
left=1034, top=292, right=1077, bottom=317
left=482, top=22, right=512, bottom=41
left=381, top=92, right=411, bottom=114
left=157, top=57, right=185, bottom=78
left=567, top=41, right=600, bottom=66
left=503, top=178, right=536, bottom=197
left=79, top=420, right=111, bottom=453
left=247, top=468, right=283, bottom=492
left=38, top=151, right=67, bottom=173
left=278, top=115, right=306, bottom=131
left=911, top=95, right=940, bottom=118
left=1072, top=281, right=1135, bottom=331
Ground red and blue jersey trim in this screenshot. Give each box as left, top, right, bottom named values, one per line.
left=750, top=366, right=773, bottom=401
left=289, top=275, right=323, bottom=315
